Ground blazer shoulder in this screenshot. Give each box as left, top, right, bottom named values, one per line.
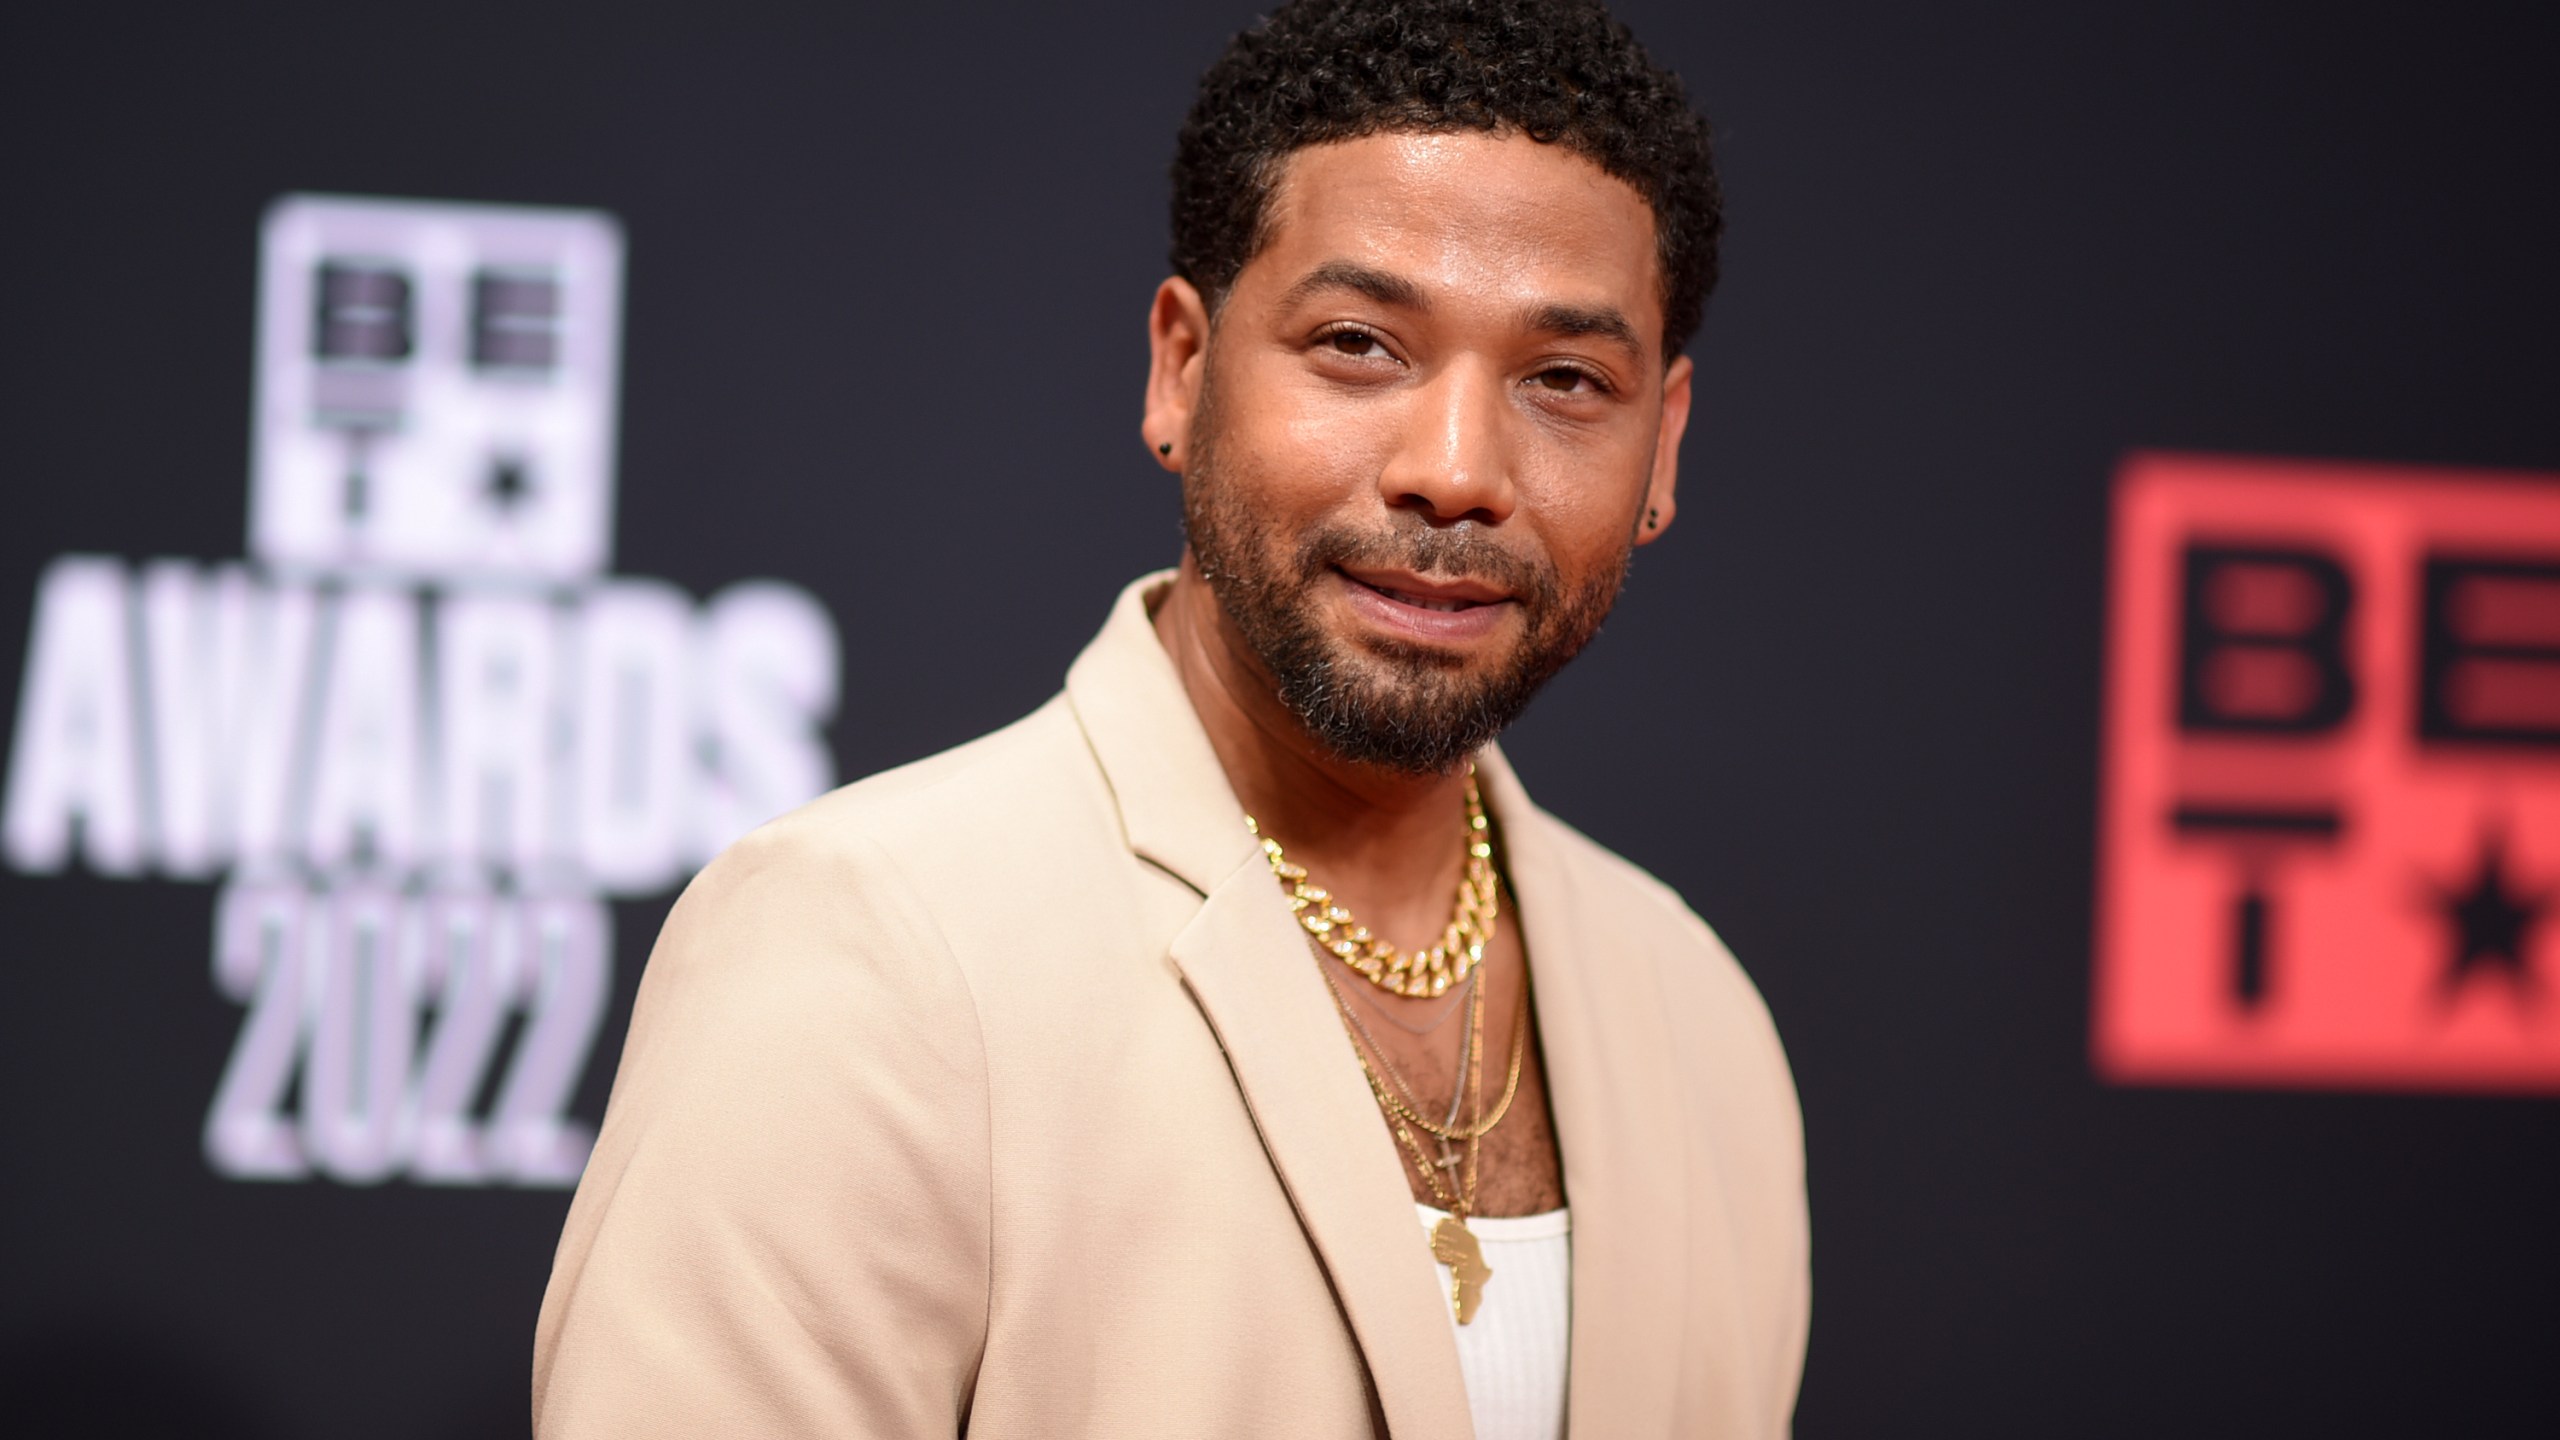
left=1532, top=807, right=1745, bottom=967
left=635, top=695, right=1095, bottom=1029
left=545, top=791, right=1000, bottom=1436
left=1528, top=806, right=1791, bottom=1070
left=738, top=691, right=1099, bottom=871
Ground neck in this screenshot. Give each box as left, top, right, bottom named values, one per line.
left=1154, top=551, right=1478, bottom=949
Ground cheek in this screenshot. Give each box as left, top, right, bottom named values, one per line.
left=1227, top=365, right=1392, bottom=512
left=1515, top=456, right=1648, bottom=564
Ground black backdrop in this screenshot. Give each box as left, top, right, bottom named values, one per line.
left=4, top=2, right=2557, bottom=1435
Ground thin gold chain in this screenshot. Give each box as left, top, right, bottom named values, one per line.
left=1349, top=973, right=1529, bottom=1143
left=1345, top=970, right=1486, bottom=1219
left=1384, top=1091, right=1474, bottom=1217
left=1318, top=956, right=1477, bottom=1131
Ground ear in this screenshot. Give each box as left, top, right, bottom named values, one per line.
left=1634, top=351, right=1692, bottom=546
left=1142, top=276, right=1213, bottom=471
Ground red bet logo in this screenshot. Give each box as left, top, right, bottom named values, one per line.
left=2094, top=452, right=2560, bottom=1092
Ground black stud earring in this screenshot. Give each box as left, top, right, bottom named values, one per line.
left=1646, top=507, right=1659, bottom=529
left=1158, top=442, right=1172, bottom=456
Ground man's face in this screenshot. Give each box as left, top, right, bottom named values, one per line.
left=1171, top=129, right=1691, bottom=774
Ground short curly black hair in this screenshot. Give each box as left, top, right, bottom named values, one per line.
left=1172, top=0, right=1721, bottom=356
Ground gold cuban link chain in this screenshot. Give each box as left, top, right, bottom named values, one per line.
left=1247, top=766, right=1498, bottom=998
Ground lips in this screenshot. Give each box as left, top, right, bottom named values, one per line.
left=1338, top=567, right=1510, bottom=610
left=1373, top=585, right=1480, bottom=612
left=1334, top=566, right=1516, bottom=643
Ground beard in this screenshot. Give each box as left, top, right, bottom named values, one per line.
left=1179, top=391, right=1633, bottom=777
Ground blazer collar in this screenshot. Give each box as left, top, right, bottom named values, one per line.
left=1063, top=572, right=1258, bottom=894
left=1064, top=573, right=1694, bottom=1435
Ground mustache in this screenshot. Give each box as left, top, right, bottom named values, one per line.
left=1294, top=520, right=1557, bottom=606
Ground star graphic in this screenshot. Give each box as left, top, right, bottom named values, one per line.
left=2435, top=829, right=2550, bottom=1000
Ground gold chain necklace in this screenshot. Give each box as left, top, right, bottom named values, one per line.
left=1319, top=960, right=1475, bottom=1181
left=1245, top=765, right=1497, bottom=998
left=1348, top=974, right=1529, bottom=1144
left=1322, top=962, right=1477, bottom=1128
left=1335, top=963, right=1508, bottom=1324
left=1246, top=769, right=1523, bottom=1325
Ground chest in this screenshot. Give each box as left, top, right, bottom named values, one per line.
left=1323, top=922, right=1568, bottom=1218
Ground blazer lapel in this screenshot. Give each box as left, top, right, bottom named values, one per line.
left=1477, top=752, right=1698, bottom=1436
left=1168, top=856, right=1476, bottom=1439
left=1066, top=574, right=1473, bottom=1439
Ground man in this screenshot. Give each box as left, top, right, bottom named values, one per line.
left=534, top=1, right=1808, bottom=1435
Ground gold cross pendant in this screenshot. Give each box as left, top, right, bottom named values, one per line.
left=1429, top=1215, right=1493, bottom=1324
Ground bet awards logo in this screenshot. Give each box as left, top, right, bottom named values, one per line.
left=2094, top=452, right=2560, bottom=1091
left=0, top=196, right=841, bottom=1185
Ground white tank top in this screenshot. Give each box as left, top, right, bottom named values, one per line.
left=1415, top=1204, right=1571, bottom=1440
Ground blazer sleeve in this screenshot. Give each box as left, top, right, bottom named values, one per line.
left=533, top=818, right=992, bottom=1438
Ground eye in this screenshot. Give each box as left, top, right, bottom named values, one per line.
left=1529, top=364, right=1609, bottom=395
left=1322, top=326, right=1389, bottom=359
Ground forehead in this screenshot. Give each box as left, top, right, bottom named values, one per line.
left=1250, top=131, right=1661, bottom=334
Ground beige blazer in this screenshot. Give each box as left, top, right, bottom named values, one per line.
left=534, top=573, right=1809, bottom=1438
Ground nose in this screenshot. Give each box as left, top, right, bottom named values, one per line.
left=1375, top=361, right=1518, bottom=527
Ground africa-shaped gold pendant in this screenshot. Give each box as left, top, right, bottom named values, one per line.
left=1430, top=1215, right=1493, bottom=1324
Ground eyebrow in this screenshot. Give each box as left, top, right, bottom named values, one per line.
left=1279, top=260, right=1428, bottom=312
left=1522, top=301, right=1642, bottom=357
